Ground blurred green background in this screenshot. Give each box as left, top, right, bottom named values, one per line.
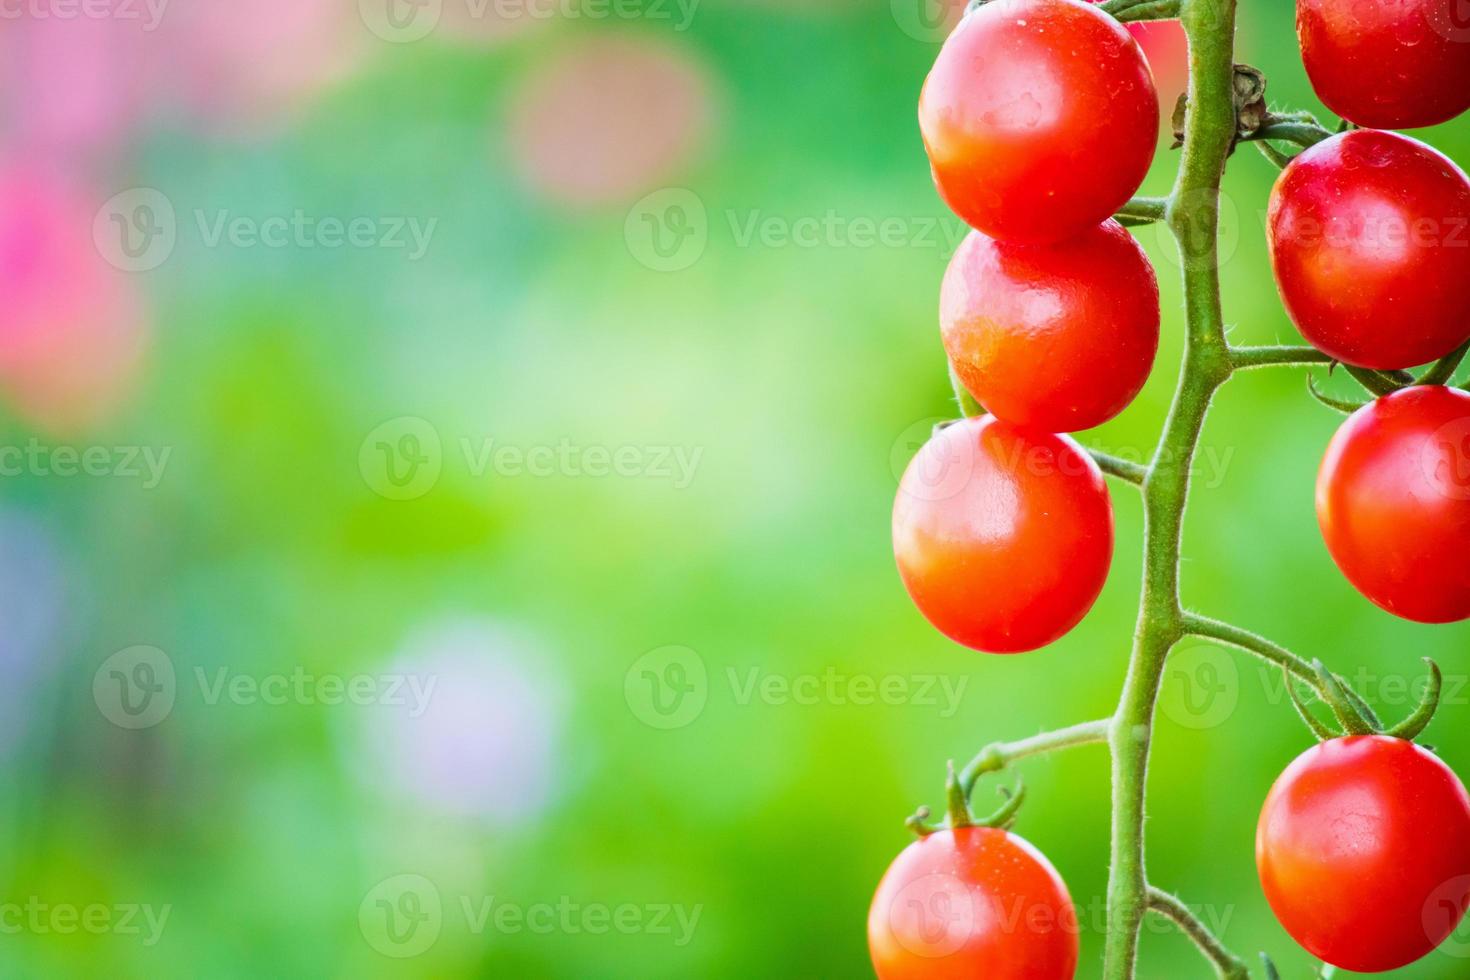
left=0, top=0, right=1468, bottom=976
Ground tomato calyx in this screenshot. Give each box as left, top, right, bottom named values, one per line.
left=1306, top=348, right=1470, bottom=417
left=1283, top=658, right=1443, bottom=744
left=907, top=763, right=1027, bottom=839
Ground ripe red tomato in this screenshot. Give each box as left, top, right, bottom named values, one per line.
left=1257, top=735, right=1470, bottom=972
left=868, top=826, right=1079, bottom=980
left=941, top=220, right=1159, bottom=432
left=1317, top=386, right=1470, bottom=623
left=919, top=0, right=1158, bottom=245
left=1297, top=0, right=1470, bottom=129
left=1267, top=130, right=1470, bottom=370
left=893, top=416, right=1113, bottom=652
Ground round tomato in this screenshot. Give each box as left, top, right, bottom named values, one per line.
left=919, top=0, right=1158, bottom=245
left=1317, top=386, right=1470, bottom=623
left=1257, top=735, right=1470, bottom=972
left=869, top=826, right=1079, bottom=980
left=1298, top=0, right=1470, bottom=129
left=1267, top=130, right=1470, bottom=370
left=893, top=416, right=1112, bottom=652
left=941, top=220, right=1159, bottom=432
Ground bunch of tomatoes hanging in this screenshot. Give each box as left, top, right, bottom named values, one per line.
left=870, top=0, right=1470, bottom=976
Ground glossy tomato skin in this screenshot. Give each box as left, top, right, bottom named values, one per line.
left=1298, top=0, right=1470, bottom=129
left=1317, top=386, right=1470, bottom=623
left=1268, top=130, right=1470, bottom=371
left=893, top=416, right=1113, bottom=652
left=919, top=0, right=1158, bottom=245
left=941, top=220, right=1159, bottom=432
left=1257, top=736, right=1470, bottom=973
left=869, top=826, right=1079, bottom=980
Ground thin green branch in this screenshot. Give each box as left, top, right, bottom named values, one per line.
left=1146, top=887, right=1250, bottom=980
left=1089, top=449, right=1149, bottom=486
left=1116, top=196, right=1171, bottom=223
left=1417, top=340, right=1470, bottom=386
left=1344, top=364, right=1406, bottom=397
left=1230, top=345, right=1333, bottom=370
left=1240, top=119, right=1334, bottom=148
left=1179, top=612, right=1321, bottom=691
left=957, top=719, right=1111, bottom=796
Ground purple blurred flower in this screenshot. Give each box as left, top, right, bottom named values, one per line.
left=356, top=617, right=566, bottom=824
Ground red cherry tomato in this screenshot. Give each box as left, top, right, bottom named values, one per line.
left=1317, top=386, right=1470, bottom=623
left=868, top=826, right=1079, bottom=980
left=1297, top=0, right=1470, bottom=129
left=1257, top=735, right=1470, bottom=972
left=919, top=0, right=1159, bottom=245
left=1267, top=130, right=1470, bottom=370
left=893, top=416, right=1113, bottom=652
left=941, top=220, right=1159, bottom=432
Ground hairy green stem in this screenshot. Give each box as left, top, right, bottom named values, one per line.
left=957, top=718, right=1111, bottom=795
left=1090, top=450, right=1150, bottom=485
left=1103, top=0, right=1238, bottom=972
left=1147, top=887, right=1251, bottom=979
left=1230, top=345, right=1333, bottom=370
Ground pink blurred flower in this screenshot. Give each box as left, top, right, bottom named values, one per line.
left=507, top=36, right=716, bottom=207
left=158, top=0, right=372, bottom=135
left=357, top=618, right=566, bottom=824
left=0, top=166, right=149, bottom=433
left=0, top=3, right=160, bottom=162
